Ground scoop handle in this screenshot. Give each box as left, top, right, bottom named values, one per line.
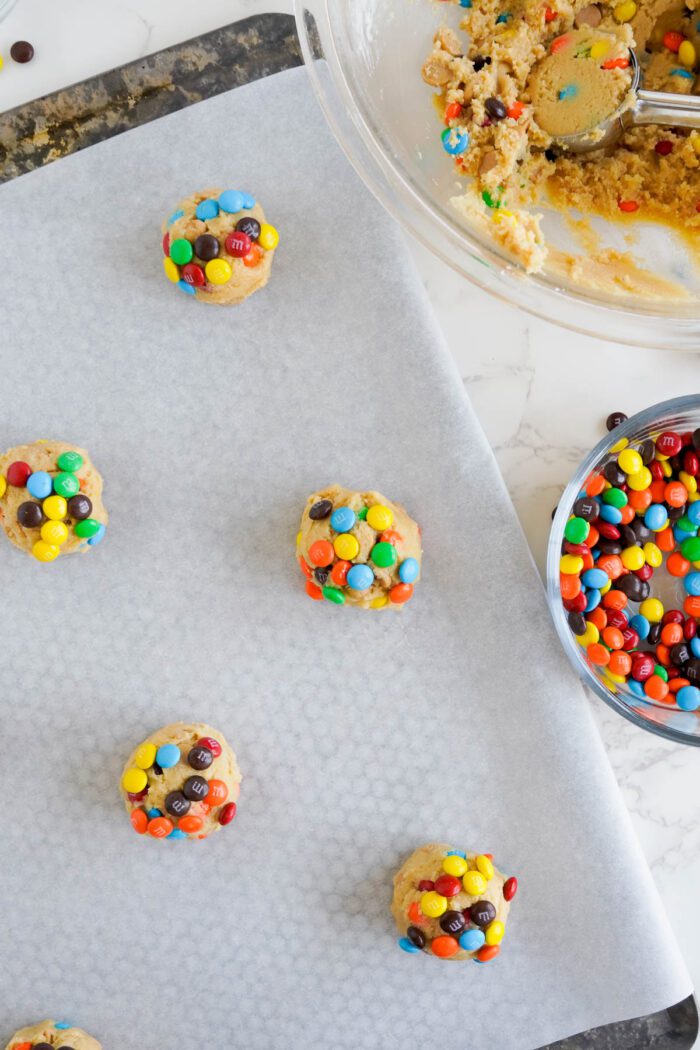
left=627, top=88, right=700, bottom=131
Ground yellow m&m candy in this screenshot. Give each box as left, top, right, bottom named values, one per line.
left=205, top=259, right=232, bottom=285
left=485, top=920, right=505, bottom=945
left=420, top=891, right=447, bottom=918
left=442, top=854, right=468, bottom=877
left=476, top=854, right=494, bottom=881
left=366, top=505, right=393, bottom=531
left=613, top=0, right=636, bottom=21
left=589, top=39, right=610, bottom=59
left=371, top=594, right=389, bottom=609
left=134, top=742, right=157, bottom=770
left=41, top=521, right=68, bottom=546
left=334, top=533, right=359, bottom=561
left=617, top=448, right=642, bottom=475
left=259, top=223, right=280, bottom=251
left=462, top=870, right=487, bottom=896
left=0, top=475, right=6, bottom=499
left=43, top=495, right=67, bottom=520
left=163, top=257, right=179, bottom=283
left=122, top=768, right=148, bottom=794
left=32, top=540, right=60, bottom=563
left=639, top=597, right=664, bottom=622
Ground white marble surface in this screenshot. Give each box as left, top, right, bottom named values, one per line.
left=1, top=0, right=698, bottom=1035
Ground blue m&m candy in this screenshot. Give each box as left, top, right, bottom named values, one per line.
left=156, top=744, right=180, bottom=768
left=87, top=524, right=106, bottom=546
left=441, top=127, right=470, bottom=155
left=147, top=808, right=163, bottom=819
left=241, top=193, right=256, bottom=209
left=346, top=564, right=374, bottom=591
left=459, top=928, right=486, bottom=952
left=219, top=190, right=245, bottom=213
left=330, top=506, right=356, bottom=533
left=196, top=198, right=219, bottom=220
left=27, top=470, right=52, bottom=499
left=691, top=637, right=700, bottom=658
left=167, top=827, right=188, bottom=840
left=581, top=567, right=608, bottom=589
left=398, top=937, right=420, bottom=953
left=177, top=280, right=196, bottom=296
left=677, top=685, right=700, bottom=711
left=644, top=504, right=668, bottom=531
left=687, top=502, right=700, bottom=527
left=684, top=572, right=700, bottom=596
left=599, top=504, right=622, bottom=524
left=584, top=589, right=601, bottom=612
left=167, top=209, right=184, bottom=226
left=399, top=557, right=419, bottom=584
left=629, top=614, right=650, bottom=640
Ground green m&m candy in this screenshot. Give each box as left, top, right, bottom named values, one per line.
left=371, top=541, right=397, bottom=569
left=358, top=507, right=368, bottom=521
left=322, top=586, right=345, bottom=605
left=53, top=472, right=80, bottom=498
left=681, top=537, right=700, bottom=562
left=601, top=487, right=627, bottom=508
left=170, top=238, right=193, bottom=265
left=74, top=518, right=102, bottom=539
left=56, top=450, right=83, bottom=472
left=564, top=516, right=589, bottom=544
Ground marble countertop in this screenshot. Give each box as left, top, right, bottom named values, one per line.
left=0, top=2, right=697, bottom=1046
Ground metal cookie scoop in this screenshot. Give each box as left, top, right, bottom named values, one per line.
left=553, top=50, right=700, bottom=153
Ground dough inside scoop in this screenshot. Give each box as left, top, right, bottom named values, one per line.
left=528, top=28, right=635, bottom=137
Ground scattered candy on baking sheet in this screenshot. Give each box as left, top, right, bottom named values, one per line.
left=558, top=414, right=700, bottom=714
left=296, top=484, right=422, bottom=609
left=392, top=843, right=517, bottom=961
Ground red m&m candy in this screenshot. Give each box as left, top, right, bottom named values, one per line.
left=6, top=461, right=31, bottom=486
left=197, top=735, right=222, bottom=757
left=225, top=230, right=252, bottom=257
left=181, top=263, right=206, bottom=286
left=434, top=874, right=462, bottom=897
left=503, top=876, right=518, bottom=901
left=218, top=801, right=237, bottom=825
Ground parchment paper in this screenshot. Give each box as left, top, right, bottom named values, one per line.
left=0, top=67, right=691, bottom=1050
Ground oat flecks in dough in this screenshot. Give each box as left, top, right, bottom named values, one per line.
left=424, top=0, right=700, bottom=272
left=0, top=441, right=108, bottom=561
left=296, top=484, right=422, bottom=610
left=392, top=843, right=517, bottom=961
left=5, top=1019, right=102, bottom=1050
left=121, top=722, right=242, bottom=841
left=162, top=187, right=279, bottom=306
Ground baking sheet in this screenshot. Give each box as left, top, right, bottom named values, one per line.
left=0, top=67, right=691, bottom=1050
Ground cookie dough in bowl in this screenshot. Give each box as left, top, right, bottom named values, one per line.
left=5, top=1020, right=101, bottom=1050
left=422, top=0, right=700, bottom=274
left=121, top=722, right=241, bottom=840
left=0, top=441, right=107, bottom=562
left=296, top=484, right=422, bottom=608
left=392, top=843, right=518, bottom=961
left=162, top=188, right=279, bottom=305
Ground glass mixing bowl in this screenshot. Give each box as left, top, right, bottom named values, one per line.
left=294, top=0, right=700, bottom=349
left=547, top=396, right=700, bottom=746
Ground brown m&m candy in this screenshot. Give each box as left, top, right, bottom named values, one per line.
left=10, top=40, right=34, bottom=63
left=187, top=744, right=213, bottom=770
left=17, top=501, right=43, bottom=528
left=194, top=234, right=219, bottom=261
left=470, top=899, right=497, bottom=927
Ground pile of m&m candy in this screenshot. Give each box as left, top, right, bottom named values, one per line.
left=0, top=450, right=105, bottom=562
left=559, top=413, right=700, bottom=713
left=123, top=734, right=236, bottom=840
left=162, top=189, right=279, bottom=297
left=399, top=850, right=517, bottom=962
left=299, top=497, right=420, bottom=608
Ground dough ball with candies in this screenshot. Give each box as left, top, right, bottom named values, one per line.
left=392, top=843, right=517, bottom=962
left=297, top=484, right=422, bottom=609
left=162, top=188, right=279, bottom=306
left=5, top=1019, right=102, bottom=1050
left=0, top=441, right=108, bottom=563
left=121, top=722, right=241, bottom=841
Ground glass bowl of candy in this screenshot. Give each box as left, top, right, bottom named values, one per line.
left=547, top=396, right=700, bottom=745
left=295, top=0, right=700, bottom=349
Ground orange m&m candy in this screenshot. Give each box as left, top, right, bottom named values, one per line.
left=243, top=243, right=264, bottom=268
left=179, top=814, right=204, bottom=834
left=306, top=580, right=323, bottom=600
left=476, top=944, right=500, bottom=962
left=299, top=557, right=312, bottom=578
left=661, top=622, right=683, bottom=646
left=13, top=1043, right=32, bottom=1050
left=130, top=809, right=148, bottom=834
left=390, top=583, right=414, bottom=604
left=431, top=935, right=460, bottom=958
left=408, top=901, right=424, bottom=924
left=148, top=816, right=173, bottom=839
left=644, top=676, right=669, bottom=702
left=587, top=643, right=610, bottom=666
left=205, top=779, right=229, bottom=806
left=667, top=552, right=690, bottom=577
left=331, top=559, right=351, bottom=586
left=309, top=539, right=334, bottom=566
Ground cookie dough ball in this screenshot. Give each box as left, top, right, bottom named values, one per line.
left=0, top=441, right=108, bottom=563
left=161, top=188, right=279, bottom=305
left=296, top=484, right=422, bottom=609
left=391, top=843, right=518, bottom=961
left=5, top=1019, right=101, bottom=1050
left=121, top=722, right=241, bottom=841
